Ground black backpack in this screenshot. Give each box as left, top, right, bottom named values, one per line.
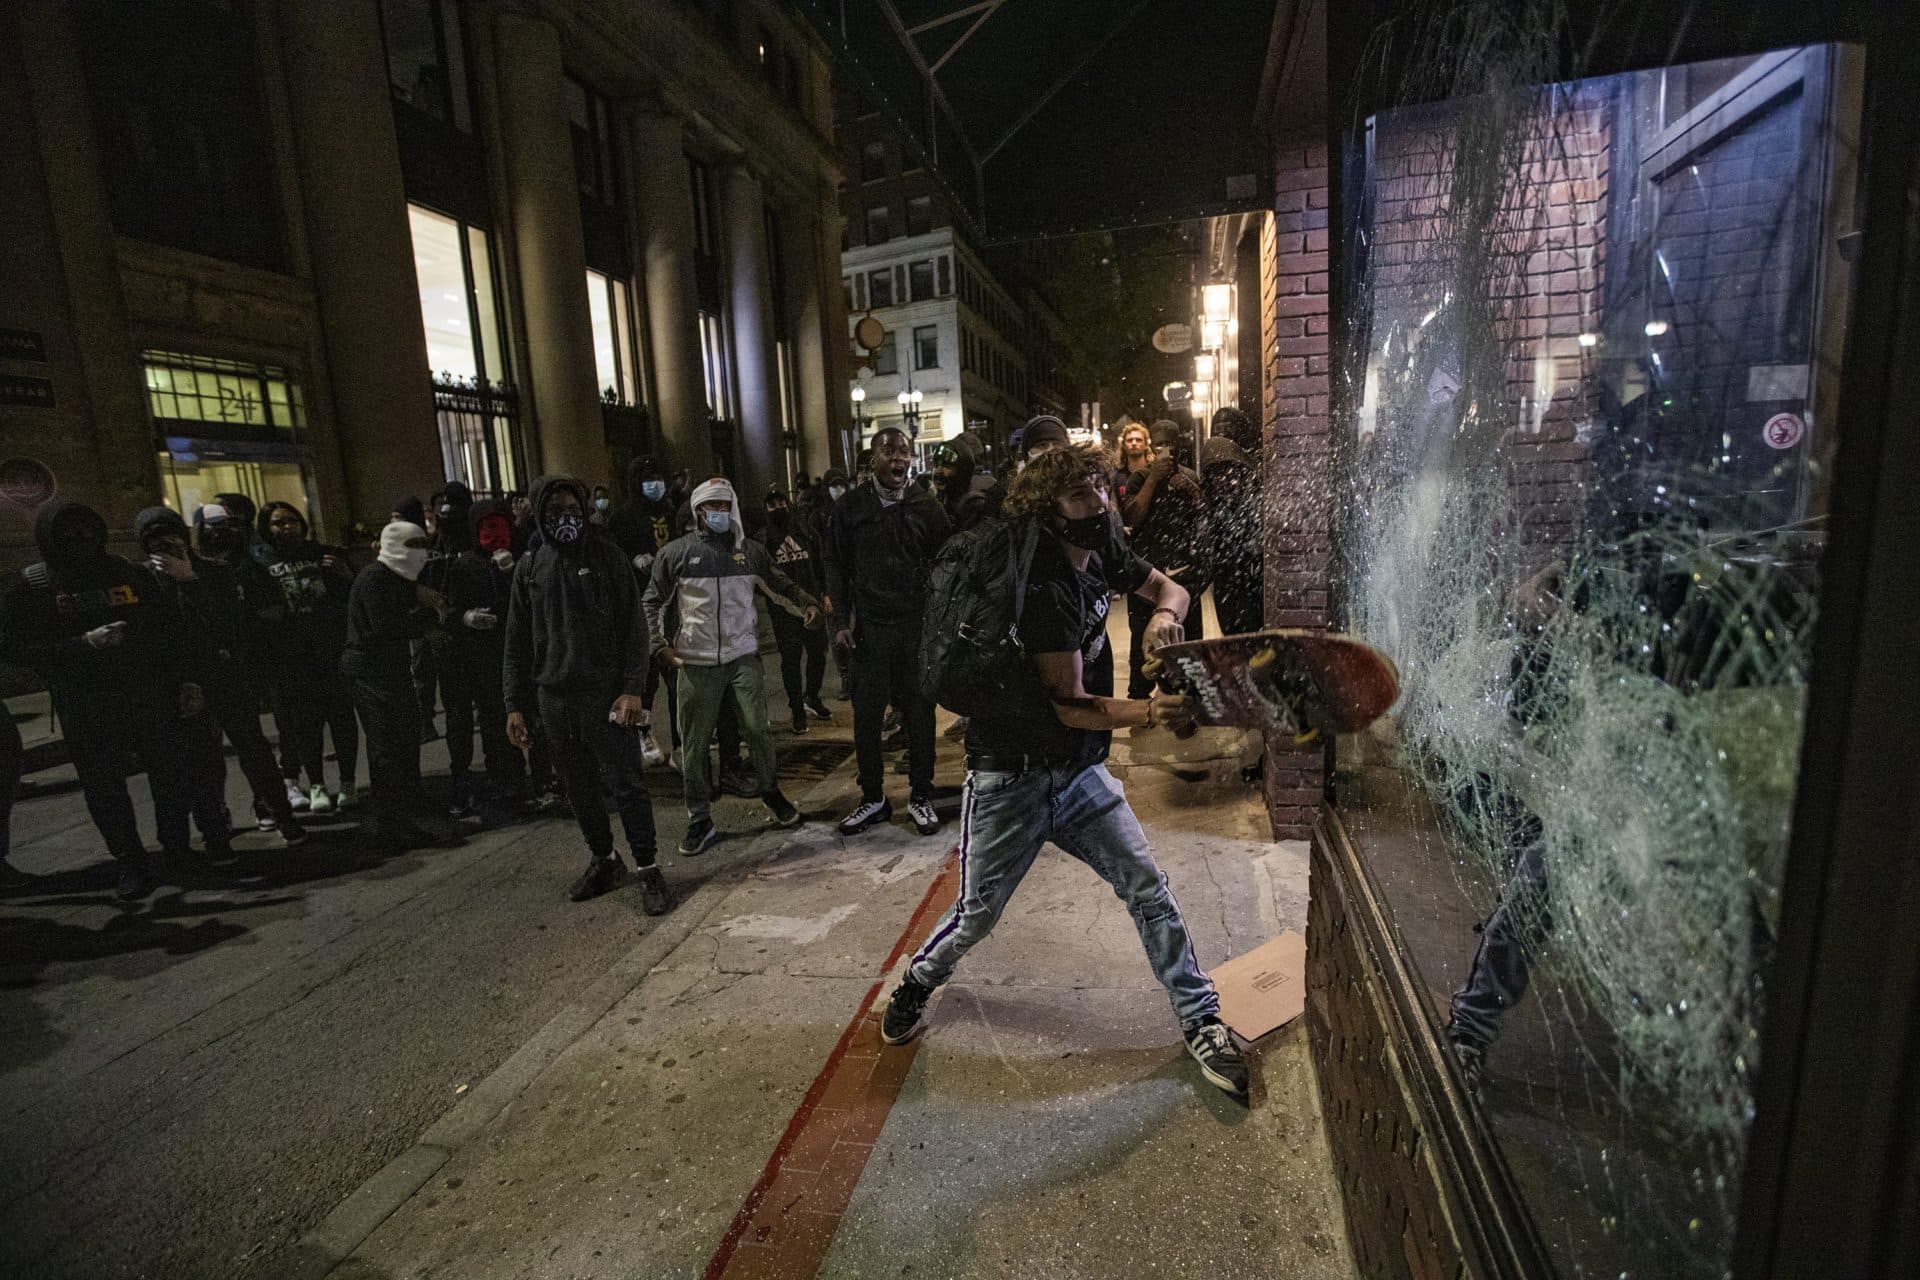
left=917, top=515, right=1050, bottom=717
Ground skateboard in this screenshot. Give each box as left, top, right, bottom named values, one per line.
left=1149, top=630, right=1400, bottom=742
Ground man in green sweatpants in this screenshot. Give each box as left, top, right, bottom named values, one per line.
left=643, top=477, right=824, bottom=854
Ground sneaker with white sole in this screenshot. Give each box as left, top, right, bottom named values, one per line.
left=308, top=785, right=334, bottom=815
left=639, top=729, right=667, bottom=767
left=1183, top=1017, right=1250, bottom=1100
left=908, top=794, right=941, bottom=836
left=837, top=797, right=891, bottom=836
left=286, top=782, right=310, bottom=813
left=881, top=975, right=935, bottom=1044
left=679, top=817, right=720, bottom=857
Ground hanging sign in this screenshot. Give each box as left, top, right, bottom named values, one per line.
left=1761, top=412, right=1805, bottom=451
left=1152, top=323, right=1194, bottom=355
left=0, top=458, right=57, bottom=507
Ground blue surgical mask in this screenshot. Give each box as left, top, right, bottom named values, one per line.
left=641, top=480, right=666, bottom=502
left=828, top=485, right=845, bottom=501
left=593, top=497, right=609, bottom=512
left=702, top=510, right=731, bottom=535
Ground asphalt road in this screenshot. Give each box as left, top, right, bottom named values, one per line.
left=0, top=714, right=845, bottom=1280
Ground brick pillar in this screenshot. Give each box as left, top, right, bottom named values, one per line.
left=1261, top=142, right=1334, bottom=840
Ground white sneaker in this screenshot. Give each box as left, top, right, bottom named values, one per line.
left=308, top=785, right=334, bottom=815
left=908, top=795, right=941, bottom=836
left=639, top=728, right=667, bottom=767
left=336, top=782, right=359, bottom=810
left=287, top=782, right=310, bottom=812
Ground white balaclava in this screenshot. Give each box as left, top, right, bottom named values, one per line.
left=379, top=520, right=431, bottom=581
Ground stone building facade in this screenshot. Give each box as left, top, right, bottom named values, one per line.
left=0, top=0, right=852, bottom=553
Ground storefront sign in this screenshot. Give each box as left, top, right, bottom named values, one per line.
left=0, top=458, right=58, bottom=507
left=0, top=374, right=55, bottom=409
left=1762, top=412, right=1805, bottom=450
left=0, top=328, right=48, bottom=363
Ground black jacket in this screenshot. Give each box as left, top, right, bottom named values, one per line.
left=606, top=495, right=684, bottom=564
left=421, top=549, right=509, bottom=657
left=255, top=509, right=354, bottom=666
left=341, top=562, right=435, bottom=680
left=134, top=505, right=250, bottom=675
left=0, top=501, right=189, bottom=697
left=503, top=474, right=650, bottom=713
left=760, top=512, right=824, bottom=598
left=823, top=482, right=952, bottom=632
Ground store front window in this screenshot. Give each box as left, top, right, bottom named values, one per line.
left=1339, top=38, right=1859, bottom=1278
left=144, top=350, right=314, bottom=523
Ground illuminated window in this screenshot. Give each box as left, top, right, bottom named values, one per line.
left=407, top=204, right=509, bottom=385
left=586, top=270, right=642, bottom=405
left=143, top=351, right=304, bottom=439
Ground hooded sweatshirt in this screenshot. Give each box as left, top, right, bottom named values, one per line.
left=642, top=478, right=820, bottom=667
left=135, top=505, right=250, bottom=673
left=0, top=501, right=187, bottom=694
left=502, top=474, right=650, bottom=713
left=342, top=523, right=435, bottom=681
left=255, top=503, right=354, bottom=666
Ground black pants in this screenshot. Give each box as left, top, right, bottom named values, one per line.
left=59, top=685, right=194, bottom=860
left=536, top=685, right=656, bottom=865
left=440, top=643, right=518, bottom=786
left=276, top=665, right=359, bottom=791
left=192, top=673, right=296, bottom=841
left=349, top=672, right=425, bottom=827
left=1214, top=567, right=1263, bottom=638
left=411, top=639, right=438, bottom=728
left=1126, top=586, right=1205, bottom=699
left=770, top=610, right=827, bottom=719
left=852, top=620, right=934, bottom=800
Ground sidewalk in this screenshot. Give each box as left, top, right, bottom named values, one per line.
left=316, top=620, right=1355, bottom=1279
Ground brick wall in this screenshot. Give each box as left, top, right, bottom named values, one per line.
left=1261, top=140, right=1334, bottom=839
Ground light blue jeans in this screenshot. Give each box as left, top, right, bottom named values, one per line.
left=908, top=761, right=1220, bottom=1027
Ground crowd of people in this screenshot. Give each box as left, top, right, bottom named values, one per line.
left=0, top=406, right=1267, bottom=1099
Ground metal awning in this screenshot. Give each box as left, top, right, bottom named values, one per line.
left=799, top=0, right=1291, bottom=243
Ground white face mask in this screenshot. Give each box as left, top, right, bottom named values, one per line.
left=828, top=485, right=845, bottom=501
left=491, top=548, right=514, bottom=570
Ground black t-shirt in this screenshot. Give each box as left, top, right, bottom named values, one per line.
left=964, top=536, right=1152, bottom=770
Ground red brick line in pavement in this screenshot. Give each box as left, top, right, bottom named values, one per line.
left=702, top=848, right=963, bottom=1280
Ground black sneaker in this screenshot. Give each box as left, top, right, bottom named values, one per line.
left=908, top=794, right=941, bottom=836
left=1183, top=1016, right=1250, bottom=1100
left=568, top=855, right=624, bottom=902
left=254, top=802, right=278, bottom=833
left=791, top=713, right=809, bottom=736
left=679, top=817, right=720, bottom=857
left=278, top=814, right=308, bottom=846
left=880, top=975, right=935, bottom=1045
left=837, top=797, right=891, bottom=836
left=634, top=865, right=673, bottom=916
left=448, top=781, right=476, bottom=821
left=765, top=789, right=802, bottom=828
left=115, top=857, right=157, bottom=902
left=805, top=697, right=832, bottom=721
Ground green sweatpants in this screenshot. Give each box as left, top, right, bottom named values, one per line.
left=676, top=656, right=778, bottom=822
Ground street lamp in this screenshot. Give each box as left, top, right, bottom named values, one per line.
left=1202, top=282, right=1232, bottom=323
left=896, top=387, right=924, bottom=435
left=851, top=384, right=869, bottom=431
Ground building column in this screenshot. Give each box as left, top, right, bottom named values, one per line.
left=816, top=202, right=855, bottom=472
left=275, top=0, right=441, bottom=528
left=627, top=109, right=710, bottom=477
left=491, top=9, right=603, bottom=483
left=722, top=163, right=778, bottom=499
left=6, top=1, right=163, bottom=543
left=779, top=201, right=834, bottom=481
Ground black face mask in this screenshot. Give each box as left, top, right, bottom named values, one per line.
left=200, top=526, right=243, bottom=558
left=1056, top=508, right=1120, bottom=557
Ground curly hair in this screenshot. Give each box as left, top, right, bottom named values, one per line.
left=1003, top=442, right=1115, bottom=518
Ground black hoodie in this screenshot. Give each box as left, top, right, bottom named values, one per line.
left=134, top=505, right=249, bottom=673
left=0, top=501, right=187, bottom=693
left=503, top=475, right=649, bottom=713
left=255, top=503, right=354, bottom=666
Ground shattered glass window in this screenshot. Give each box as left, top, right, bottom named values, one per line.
left=1338, top=34, right=1860, bottom=1277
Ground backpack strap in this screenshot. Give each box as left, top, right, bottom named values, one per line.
left=1007, top=517, right=1040, bottom=643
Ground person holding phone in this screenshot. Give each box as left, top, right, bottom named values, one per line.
left=1113, top=420, right=1210, bottom=698
left=0, top=501, right=202, bottom=899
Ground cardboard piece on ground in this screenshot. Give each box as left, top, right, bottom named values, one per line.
left=1210, top=930, right=1306, bottom=1041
